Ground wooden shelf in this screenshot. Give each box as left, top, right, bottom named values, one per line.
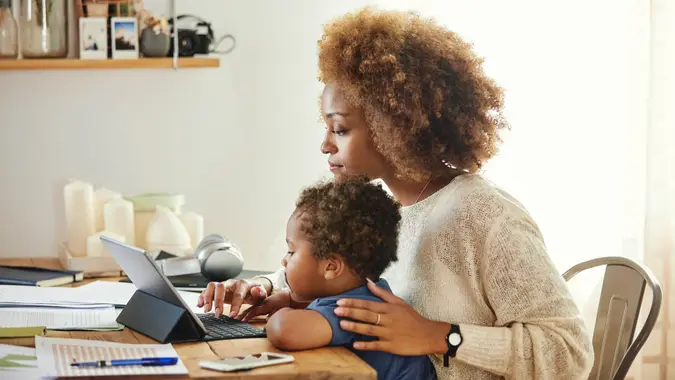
left=0, top=57, right=220, bottom=70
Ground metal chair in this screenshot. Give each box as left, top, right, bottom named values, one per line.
left=563, top=256, right=662, bottom=380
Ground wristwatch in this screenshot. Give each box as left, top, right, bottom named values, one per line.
left=252, top=276, right=273, bottom=294
left=443, top=324, right=462, bottom=367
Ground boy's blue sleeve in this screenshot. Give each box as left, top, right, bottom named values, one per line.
left=306, top=297, right=356, bottom=346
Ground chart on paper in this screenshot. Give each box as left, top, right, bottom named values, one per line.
left=35, top=336, right=188, bottom=377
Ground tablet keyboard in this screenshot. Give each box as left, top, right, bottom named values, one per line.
left=198, top=313, right=267, bottom=341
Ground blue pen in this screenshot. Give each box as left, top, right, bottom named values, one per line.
left=70, top=357, right=178, bottom=368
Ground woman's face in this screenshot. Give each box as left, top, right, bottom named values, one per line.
left=320, top=84, right=389, bottom=180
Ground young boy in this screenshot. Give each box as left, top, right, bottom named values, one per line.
left=262, top=176, right=437, bottom=380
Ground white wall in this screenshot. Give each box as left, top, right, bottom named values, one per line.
left=0, top=0, right=378, bottom=271
left=388, top=0, right=650, bottom=275
left=0, top=0, right=651, bottom=278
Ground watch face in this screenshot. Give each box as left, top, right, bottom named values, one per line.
left=448, top=332, right=462, bottom=346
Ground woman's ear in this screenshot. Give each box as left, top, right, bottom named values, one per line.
left=322, top=254, right=346, bottom=280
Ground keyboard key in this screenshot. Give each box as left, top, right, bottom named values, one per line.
left=197, top=314, right=266, bottom=341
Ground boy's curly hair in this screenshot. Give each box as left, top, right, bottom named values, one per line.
left=318, top=7, right=508, bottom=182
left=294, top=176, right=401, bottom=279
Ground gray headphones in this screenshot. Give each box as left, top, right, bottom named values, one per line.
left=193, top=234, right=244, bottom=281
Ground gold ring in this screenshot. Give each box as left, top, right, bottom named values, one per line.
left=375, top=313, right=381, bottom=326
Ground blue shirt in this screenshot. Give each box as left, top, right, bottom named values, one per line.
left=307, top=279, right=437, bottom=380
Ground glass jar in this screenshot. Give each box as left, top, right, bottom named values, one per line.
left=0, top=0, right=18, bottom=59
left=20, top=0, right=67, bottom=58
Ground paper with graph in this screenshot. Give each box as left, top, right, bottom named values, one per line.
left=35, top=336, right=188, bottom=377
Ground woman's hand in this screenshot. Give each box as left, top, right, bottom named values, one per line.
left=335, top=279, right=450, bottom=356
left=197, top=278, right=269, bottom=318
left=237, top=290, right=293, bottom=322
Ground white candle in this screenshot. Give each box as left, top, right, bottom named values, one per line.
left=180, top=211, right=204, bottom=250
left=94, top=187, right=122, bottom=231
left=146, top=205, right=191, bottom=255
left=103, top=198, right=135, bottom=245
left=64, top=180, right=96, bottom=257
left=87, top=231, right=126, bottom=257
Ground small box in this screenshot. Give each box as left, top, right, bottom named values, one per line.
left=58, top=242, right=124, bottom=278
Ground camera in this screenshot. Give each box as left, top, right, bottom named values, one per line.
left=167, top=15, right=214, bottom=57
left=169, top=29, right=211, bottom=57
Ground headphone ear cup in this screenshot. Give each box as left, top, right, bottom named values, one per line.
left=197, top=241, right=227, bottom=267
left=193, top=234, right=244, bottom=281
left=195, top=234, right=224, bottom=253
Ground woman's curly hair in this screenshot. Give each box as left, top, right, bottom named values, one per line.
left=295, top=176, right=401, bottom=279
left=318, top=7, right=508, bottom=182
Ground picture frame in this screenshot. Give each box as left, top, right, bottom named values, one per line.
left=111, top=17, right=139, bottom=59
left=79, top=17, right=108, bottom=60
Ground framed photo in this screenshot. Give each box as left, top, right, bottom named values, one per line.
left=79, top=17, right=107, bottom=60
left=111, top=17, right=139, bottom=59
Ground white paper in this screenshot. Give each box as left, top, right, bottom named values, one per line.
left=0, top=343, right=38, bottom=367
left=0, top=285, right=115, bottom=307
left=0, top=302, right=113, bottom=309
left=0, top=285, right=80, bottom=303
left=0, top=307, right=119, bottom=329
left=0, top=282, right=204, bottom=313
left=73, top=281, right=138, bottom=307
left=35, top=336, right=188, bottom=377
left=0, top=344, right=42, bottom=380
left=76, top=281, right=204, bottom=314
left=0, top=343, right=37, bottom=359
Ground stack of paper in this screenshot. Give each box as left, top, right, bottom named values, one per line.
left=35, top=336, right=188, bottom=377
left=0, top=285, right=121, bottom=330
left=0, top=281, right=204, bottom=332
left=0, top=281, right=202, bottom=311
left=0, top=306, right=119, bottom=330
left=0, top=284, right=115, bottom=307
left=75, top=281, right=204, bottom=314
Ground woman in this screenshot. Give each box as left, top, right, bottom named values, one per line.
left=198, top=7, right=593, bottom=380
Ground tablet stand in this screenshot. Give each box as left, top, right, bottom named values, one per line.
left=117, top=290, right=204, bottom=344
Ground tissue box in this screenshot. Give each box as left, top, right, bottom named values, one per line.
left=58, top=242, right=124, bottom=278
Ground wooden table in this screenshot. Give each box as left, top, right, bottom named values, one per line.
left=0, top=258, right=376, bottom=379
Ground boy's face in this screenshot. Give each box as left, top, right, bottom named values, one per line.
left=282, top=210, right=327, bottom=302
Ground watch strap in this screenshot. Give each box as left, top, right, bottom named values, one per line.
left=252, top=275, right=274, bottom=295
left=443, top=324, right=462, bottom=367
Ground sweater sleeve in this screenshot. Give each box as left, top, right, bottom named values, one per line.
left=452, top=213, right=594, bottom=380
left=257, top=267, right=288, bottom=293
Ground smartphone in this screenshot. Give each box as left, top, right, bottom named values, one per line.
left=199, top=352, right=295, bottom=372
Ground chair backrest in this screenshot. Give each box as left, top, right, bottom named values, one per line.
left=563, top=256, right=662, bottom=380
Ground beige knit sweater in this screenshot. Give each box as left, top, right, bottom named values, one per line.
left=264, top=174, right=594, bottom=380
